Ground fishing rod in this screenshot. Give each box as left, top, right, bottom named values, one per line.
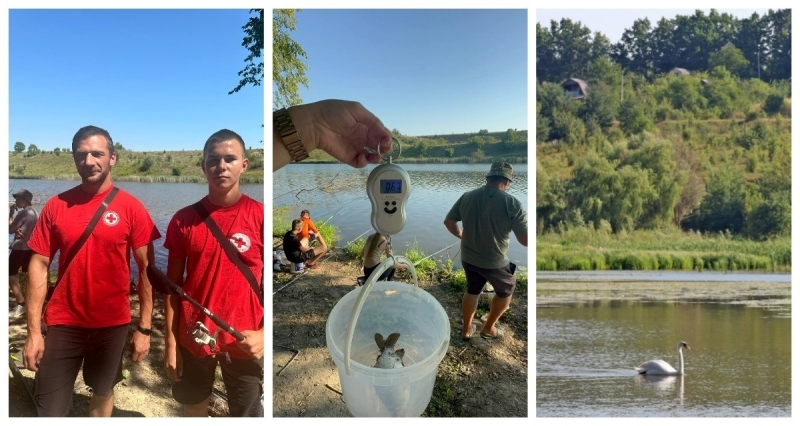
left=413, top=241, right=460, bottom=266
left=146, top=265, right=245, bottom=341
left=345, top=228, right=373, bottom=247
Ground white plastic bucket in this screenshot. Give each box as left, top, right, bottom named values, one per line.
left=326, top=256, right=450, bottom=417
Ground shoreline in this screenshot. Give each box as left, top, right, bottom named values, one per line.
left=537, top=281, right=791, bottom=307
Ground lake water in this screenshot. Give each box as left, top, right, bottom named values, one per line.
left=537, top=285, right=791, bottom=416
left=273, top=163, right=529, bottom=268
left=8, top=178, right=264, bottom=278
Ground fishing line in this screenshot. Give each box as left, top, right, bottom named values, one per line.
left=412, top=241, right=460, bottom=266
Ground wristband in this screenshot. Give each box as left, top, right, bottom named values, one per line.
left=274, top=108, right=309, bottom=162
left=136, top=325, right=153, bottom=336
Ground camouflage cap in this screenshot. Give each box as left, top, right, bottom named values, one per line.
left=486, top=161, right=513, bottom=182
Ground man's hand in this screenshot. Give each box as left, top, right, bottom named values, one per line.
left=23, top=333, right=45, bottom=372
left=164, top=344, right=183, bottom=382
left=236, top=329, right=264, bottom=359
left=291, top=100, right=393, bottom=168
left=129, top=329, right=151, bottom=362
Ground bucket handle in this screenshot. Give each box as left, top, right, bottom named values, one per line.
left=344, top=255, right=417, bottom=376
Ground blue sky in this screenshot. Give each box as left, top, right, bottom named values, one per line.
left=536, top=8, right=773, bottom=45
left=282, top=9, right=528, bottom=137
left=8, top=9, right=263, bottom=152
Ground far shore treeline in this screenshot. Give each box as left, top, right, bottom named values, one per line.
left=537, top=9, right=791, bottom=272
left=7, top=145, right=265, bottom=184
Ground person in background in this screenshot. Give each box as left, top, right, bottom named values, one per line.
left=444, top=161, right=528, bottom=342
left=298, top=209, right=326, bottom=248
left=283, top=219, right=327, bottom=272
left=8, top=188, right=38, bottom=318
left=361, top=231, right=406, bottom=282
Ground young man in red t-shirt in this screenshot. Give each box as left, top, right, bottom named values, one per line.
left=23, top=126, right=160, bottom=417
left=163, top=129, right=264, bottom=417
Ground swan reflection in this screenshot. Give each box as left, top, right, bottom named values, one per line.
left=635, top=374, right=685, bottom=406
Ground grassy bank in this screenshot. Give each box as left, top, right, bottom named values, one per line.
left=537, top=226, right=790, bottom=272
left=8, top=148, right=264, bottom=184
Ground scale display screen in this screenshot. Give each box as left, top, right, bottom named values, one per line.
left=380, top=179, right=403, bottom=194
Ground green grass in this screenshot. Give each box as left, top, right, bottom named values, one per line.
left=8, top=148, right=264, bottom=183
left=537, top=226, right=790, bottom=272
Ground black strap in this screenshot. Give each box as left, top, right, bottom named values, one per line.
left=54, top=187, right=120, bottom=287
left=193, top=201, right=263, bottom=307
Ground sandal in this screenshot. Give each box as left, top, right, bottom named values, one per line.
left=305, top=263, right=319, bottom=270
left=462, top=323, right=477, bottom=340
left=480, top=327, right=504, bottom=341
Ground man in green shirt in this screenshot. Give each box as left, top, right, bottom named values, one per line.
left=444, top=162, right=528, bottom=340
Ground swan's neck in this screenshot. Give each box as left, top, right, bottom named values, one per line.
left=677, top=347, right=684, bottom=375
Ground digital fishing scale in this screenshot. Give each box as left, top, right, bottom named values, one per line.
left=366, top=137, right=410, bottom=236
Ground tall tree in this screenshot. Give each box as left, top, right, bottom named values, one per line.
left=612, top=18, right=653, bottom=77
left=763, top=9, right=791, bottom=81
left=273, top=9, right=309, bottom=109
left=708, top=42, right=750, bottom=74
left=230, top=9, right=264, bottom=95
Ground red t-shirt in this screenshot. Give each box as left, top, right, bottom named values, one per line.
left=164, top=194, right=264, bottom=359
left=27, top=185, right=161, bottom=328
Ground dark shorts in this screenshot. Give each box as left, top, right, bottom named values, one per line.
left=288, top=249, right=315, bottom=263
left=172, top=344, right=264, bottom=417
left=462, top=261, right=517, bottom=298
left=9, top=249, right=33, bottom=275
left=363, top=265, right=395, bottom=282
left=33, top=324, right=128, bottom=417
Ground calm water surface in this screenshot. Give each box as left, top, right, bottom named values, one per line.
left=273, top=163, right=529, bottom=268
left=537, top=296, right=791, bottom=416
left=9, top=178, right=264, bottom=277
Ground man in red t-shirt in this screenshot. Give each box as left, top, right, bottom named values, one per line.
left=163, top=129, right=264, bottom=417
left=23, top=126, right=160, bottom=417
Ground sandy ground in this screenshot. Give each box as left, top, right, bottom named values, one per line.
left=271, top=248, right=528, bottom=417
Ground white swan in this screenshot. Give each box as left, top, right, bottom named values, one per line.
left=635, top=341, right=690, bottom=375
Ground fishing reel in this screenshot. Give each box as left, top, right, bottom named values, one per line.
left=192, top=321, right=219, bottom=353
left=191, top=321, right=234, bottom=364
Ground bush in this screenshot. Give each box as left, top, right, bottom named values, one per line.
left=172, top=167, right=181, bottom=176
left=763, top=93, right=784, bottom=115
left=139, top=157, right=154, bottom=172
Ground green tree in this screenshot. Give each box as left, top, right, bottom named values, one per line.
left=469, top=136, right=485, bottom=149
left=763, top=93, right=784, bottom=115
left=682, top=166, right=746, bottom=234
left=273, top=9, right=309, bottom=109
left=26, top=144, right=40, bottom=157
left=14, top=142, right=25, bottom=153
left=230, top=9, right=265, bottom=95
left=581, top=81, right=618, bottom=129
left=478, top=129, right=489, bottom=135
left=708, top=42, right=750, bottom=74
left=569, top=152, right=656, bottom=233
left=139, top=157, right=154, bottom=172
left=54, top=147, right=61, bottom=156
left=618, top=98, right=653, bottom=135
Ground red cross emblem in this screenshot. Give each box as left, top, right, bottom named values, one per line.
left=230, top=233, right=251, bottom=253
left=103, top=211, right=120, bottom=227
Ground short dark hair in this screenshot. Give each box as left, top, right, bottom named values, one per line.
left=203, top=129, right=246, bottom=161
left=291, top=219, right=302, bottom=231
left=300, top=209, right=310, bottom=217
left=72, top=125, right=115, bottom=156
